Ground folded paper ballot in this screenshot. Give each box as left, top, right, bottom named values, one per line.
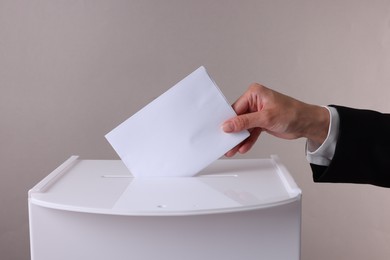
left=105, top=66, right=249, bottom=177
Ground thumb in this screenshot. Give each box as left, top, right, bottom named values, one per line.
left=222, top=113, right=261, bottom=133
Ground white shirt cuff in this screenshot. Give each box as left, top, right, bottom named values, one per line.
left=306, top=106, right=340, bottom=166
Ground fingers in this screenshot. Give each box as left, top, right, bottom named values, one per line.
left=222, top=112, right=261, bottom=133
left=231, top=93, right=249, bottom=115
left=225, top=143, right=241, bottom=157
left=232, top=83, right=263, bottom=115
left=224, top=83, right=267, bottom=157
left=225, top=128, right=262, bottom=157
left=237, top=127, right=262, bottom=154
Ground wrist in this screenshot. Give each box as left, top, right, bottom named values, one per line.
left=301, top=104, right=330, bottom=145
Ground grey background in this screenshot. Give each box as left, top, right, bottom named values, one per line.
left=2, top=0, right=390, bottom=259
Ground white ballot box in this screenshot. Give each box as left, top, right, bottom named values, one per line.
left=28, top=156, right=301, bottom=260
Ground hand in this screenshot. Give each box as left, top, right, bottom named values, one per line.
left=222, top=84, right=330, bottom=157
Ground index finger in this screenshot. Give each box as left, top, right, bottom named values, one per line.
left=232, top=94, right=249, bottom=115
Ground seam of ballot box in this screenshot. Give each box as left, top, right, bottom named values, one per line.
left=28, top=155, right=80, bottom=197
left=28, top=196, right=300, bottom=217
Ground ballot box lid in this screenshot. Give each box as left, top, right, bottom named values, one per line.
left=29, top=156, right=301, bottom=216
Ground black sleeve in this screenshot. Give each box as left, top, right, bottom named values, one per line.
left=310, top=105, right=390, bottom=188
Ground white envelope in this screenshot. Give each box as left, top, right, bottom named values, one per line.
left=105, top=66, right=249, bottom=177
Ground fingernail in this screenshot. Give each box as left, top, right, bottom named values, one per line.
left=222, top=122, right=234, bottom=132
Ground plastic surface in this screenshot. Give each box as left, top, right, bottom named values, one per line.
left=29, top=156, right=302, bottom=260
left=29, top=156, right=301, bottom=216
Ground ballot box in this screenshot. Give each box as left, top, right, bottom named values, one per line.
left=28, top=155, right=301, bottom=260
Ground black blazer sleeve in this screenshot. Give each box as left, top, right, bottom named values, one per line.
left=310, top=105, right=390, bottom=188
